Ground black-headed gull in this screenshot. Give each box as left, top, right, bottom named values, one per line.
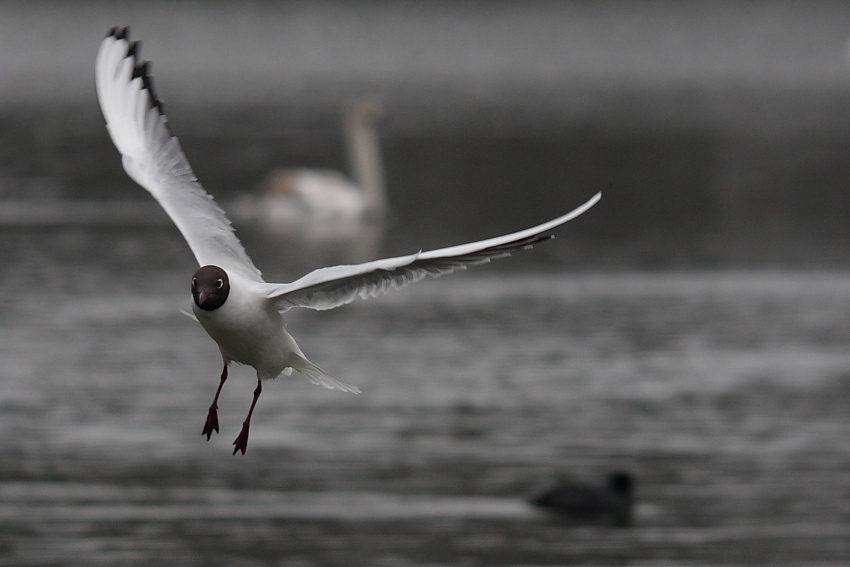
left=95, top=27, right=601, bottom=455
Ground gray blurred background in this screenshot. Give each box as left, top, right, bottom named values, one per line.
left=3, top=0, right=850, bottom=265
left=4, top=2, right=850, bottom=566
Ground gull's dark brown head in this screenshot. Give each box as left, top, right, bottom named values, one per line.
left=192, top=265, right=229, bottom=311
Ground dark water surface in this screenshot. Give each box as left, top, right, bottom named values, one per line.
left=1, top=222, right=850, bottom=565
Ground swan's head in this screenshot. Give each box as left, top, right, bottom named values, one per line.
left=192, top=265, right=230, bottom=311
left=349, top=96, right=384, bottom=122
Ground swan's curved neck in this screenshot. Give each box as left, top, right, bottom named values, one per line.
left=344, top=103, right=386, bottom=216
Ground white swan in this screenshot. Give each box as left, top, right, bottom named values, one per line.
left=237, top=97, right=386, bottom=228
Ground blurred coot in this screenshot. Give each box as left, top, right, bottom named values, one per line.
left=530, top=471, right=634, bottom=527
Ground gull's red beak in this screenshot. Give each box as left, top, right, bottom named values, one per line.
left=199, top=290, right=211, bottom=306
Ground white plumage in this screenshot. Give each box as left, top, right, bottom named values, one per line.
left=96, top=27, right=601, bottom=454
left=239, top=96, right=387, bottom=228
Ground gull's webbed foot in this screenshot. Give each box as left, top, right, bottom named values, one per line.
left=202, top=405, right=219, bottom=440
left=232, top=421, right=250, bottom=455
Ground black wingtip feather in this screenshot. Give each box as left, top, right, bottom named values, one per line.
left=486, top=233, right=552, bottom=253
left=116, top=35, right=165, bottom=114
left=110, top=26, right=129, bottom=40
left=103, top=26, right=174, bottom=133
left=131, top=60, right=148, bottom=80
left=127, top=39, right=140, bottom=59
left=141, top=72, right=164, bottom=112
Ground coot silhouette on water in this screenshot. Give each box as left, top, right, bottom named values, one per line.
left=530, top=471, right=634, bottom=527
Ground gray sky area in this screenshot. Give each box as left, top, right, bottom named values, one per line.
left=3, top=1, right=850, bottom=133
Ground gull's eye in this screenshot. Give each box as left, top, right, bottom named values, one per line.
left=192, top=277, right=197, bottom=288
left=216, top=278, right=224, bottom=289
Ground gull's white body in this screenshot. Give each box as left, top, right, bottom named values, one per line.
left=192, top=269, right=291, bottom=380
left=95, top=27, right=601, bottom=450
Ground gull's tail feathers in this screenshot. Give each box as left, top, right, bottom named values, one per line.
left=287, top=353, right=361, bottom=394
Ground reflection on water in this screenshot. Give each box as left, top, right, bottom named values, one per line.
left=1, top=223, right=850, bottom=565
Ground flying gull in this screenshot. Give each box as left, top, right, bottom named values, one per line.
left=95, top=27, right=602, bottom=454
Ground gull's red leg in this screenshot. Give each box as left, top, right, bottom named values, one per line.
left=202, top=364, right=228, bottom=440
left=232, top=379, right=262, bottom=455
left=233, top=380, right=263, bottom=455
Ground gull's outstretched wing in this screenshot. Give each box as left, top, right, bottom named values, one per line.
left=266, top=192, right=601, bottom=311
left=96, top=27, right=263, bottom=282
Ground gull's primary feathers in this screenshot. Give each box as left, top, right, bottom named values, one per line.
left=96, top=27, right=602, bottom=454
